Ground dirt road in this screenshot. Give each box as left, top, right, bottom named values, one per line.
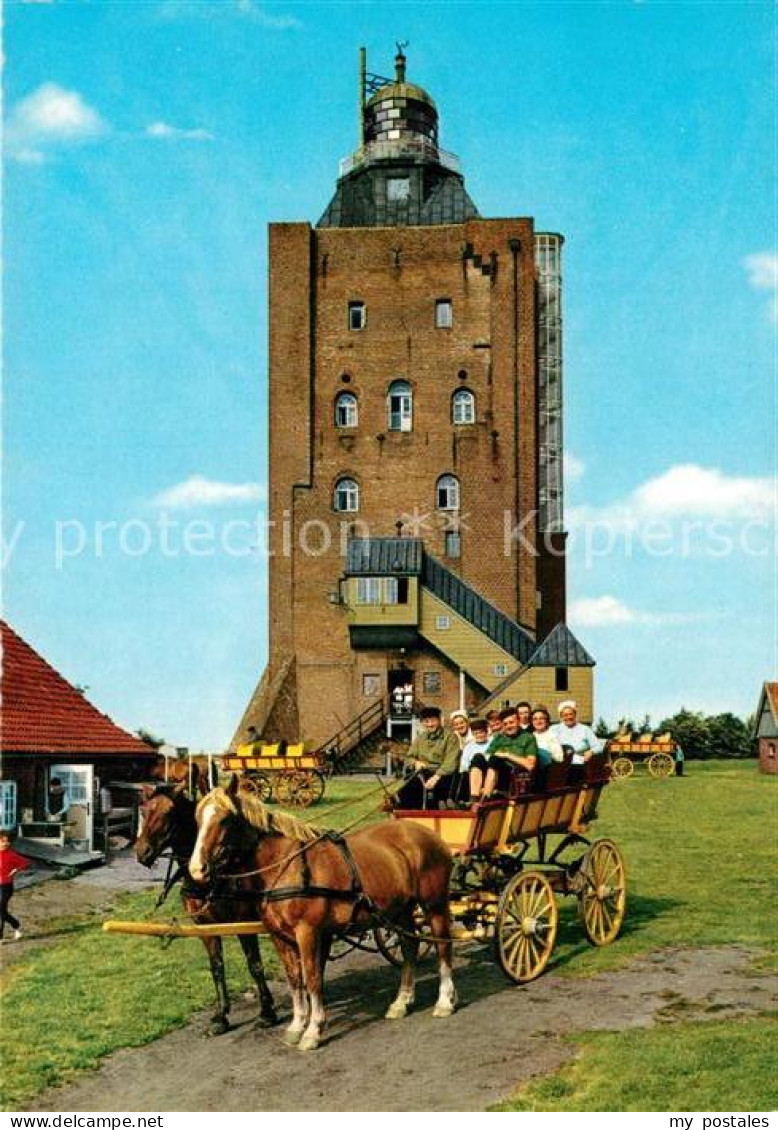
left=27, top=944, right=775, bottom=1112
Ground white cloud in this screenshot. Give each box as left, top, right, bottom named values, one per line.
left=564, top=453, right=585, bottom=483
left=569, top=595, right=706, bottom=629
left=743, top=251, right=778, bottom=323
left=569, top=463, right=775, bottom=531
left=11, top=147, right=47, bottom=166
left=152, top=476, right=265, bottom=509
left=6, top=84, right=107, bottom=155
left=157, top=1, right=301, bottom=27
left=145, top=121, right=214, bottom=142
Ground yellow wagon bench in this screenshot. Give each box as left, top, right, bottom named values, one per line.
left=605, top=731, right=677, bottom=780
left=221, top=741, right=328, bottom=807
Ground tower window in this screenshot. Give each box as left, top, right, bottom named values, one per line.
left=555, top=667, right=569, bottom=692
left=348, top=302, right=366, bottom=331
left=435, top=299, right=453, bottom=328
left=335, top=392, right=358, bottom=428
left=444, top=531, right=461, bottom=558
left=387, top=380, right=413, bottom=432
left=334, top=477, right=359, bottom=512
left=355, top=577, right=381, bottom=604
left=452, top=389, right=476, bottom=425
left=436, top=474, right=460, bottom=511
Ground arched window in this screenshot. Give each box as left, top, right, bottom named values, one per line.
left=387, top=380, right=413, bottom=432
left=452, top=388, right=476, bottom=425
left=334, top=392, right=358, bottom=428
left=334, top=478, right=359, bottom=512
left=436, top=474, right=460, bottom=511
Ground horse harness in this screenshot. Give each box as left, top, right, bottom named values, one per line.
left=249, top=831, right=375, bottom=926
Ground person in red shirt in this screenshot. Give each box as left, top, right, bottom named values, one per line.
left=0, top=832, right=30, bottom=941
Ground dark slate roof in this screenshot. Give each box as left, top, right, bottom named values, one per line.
left=527, top=623, right=596, bottom=668
left=345, top=538, right=423, bottom=576
left=318, top=163, right=479, bottom=229
left=421, top=555, right=535, bottom=664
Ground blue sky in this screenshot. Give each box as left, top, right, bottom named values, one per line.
left=4, top=0, right=775, bottom=748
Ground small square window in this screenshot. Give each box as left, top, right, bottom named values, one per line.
left=444, top=531, right=461, bottom=558
left=348, top=302, right=366, bottom=331
left=423, top=671, right=442, bottom=695
left=494, top=663, right=508, bottom=678
left=387, top=177, right=410, bottom=202
left=435, top=615, right=450, bottom=630
left=362, top=674, right=381, bottom=697
left=435, top=299, right=452, bottom=329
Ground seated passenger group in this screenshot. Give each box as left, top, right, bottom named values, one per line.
left=395, top=699, right=602, bottom=810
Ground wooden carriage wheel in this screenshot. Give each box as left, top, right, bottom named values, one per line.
left=578, top=839, right=626, bottom=946
left=647, top=752, right=674, bottom=778
left=240, top=772, right=273, bottom=803
left=494, top=871, right=558, bottom=983
left=275, top=769, right=325, bottom=808
left=610, top=756, right=634, bottom=780
left=374, top=911, right=435, bottom=966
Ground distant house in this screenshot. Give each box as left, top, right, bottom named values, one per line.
left=0, top=621, right=157, bottom=856
left=753, top=682, right=778, bottom=775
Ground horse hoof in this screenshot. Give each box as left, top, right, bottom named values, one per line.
left=255, top=1011, right=279, bottom=1029
left=432, top=1003, right=456, bottom=1018
left=298, top=1034, right=320, bottom=1052
left=385, top=1002, right=409, bottom=1020
left=283, top=1028, right=303, bottom=1047
left=206, top=1019, right=230, bottom=1036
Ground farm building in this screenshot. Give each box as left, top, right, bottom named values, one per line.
left=234, top=46, right=595, bottom=757
left=753, top=681, right=778, bottom=775
left=0, top=620, right=157, bottom=861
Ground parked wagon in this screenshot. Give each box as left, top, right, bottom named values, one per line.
left=605, top=732, right=677, bottom=780
left=386, top=756, right=626, bottom=983
left=221, top=741, right=328, bottom=807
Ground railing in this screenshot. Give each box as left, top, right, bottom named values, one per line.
left=318, top=696, right=388, bottom=770
left=338, top=140, right=462, bottom=179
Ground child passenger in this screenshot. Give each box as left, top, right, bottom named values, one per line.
left=456, top=718, right=492, bottom=805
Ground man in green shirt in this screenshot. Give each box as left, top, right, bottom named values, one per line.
left=396, top=706, right=461, bottom=809
left=480, top=706, right=538, bottom=800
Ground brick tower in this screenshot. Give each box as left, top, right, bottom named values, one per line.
left=234, top=48, right=594, bottom=753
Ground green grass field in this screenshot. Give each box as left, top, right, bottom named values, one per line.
left=1, top=761, right=775, bottom=1110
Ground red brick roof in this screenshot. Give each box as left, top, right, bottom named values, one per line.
left=0, top=621, right=156, bottom=757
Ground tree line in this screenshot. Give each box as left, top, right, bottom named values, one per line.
left=594, top=708, right=755, bottom=759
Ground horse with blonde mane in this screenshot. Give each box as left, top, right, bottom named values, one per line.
left=189, top=776, right=457, bottom=1051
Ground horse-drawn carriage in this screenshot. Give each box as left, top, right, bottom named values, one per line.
left=385, top=754, right=625, bottom=982
left=606, top=731, right=677, bottom=780
left=221, top=741, right=328, bottom=807
left=109, top=751, right=625, bottom=1048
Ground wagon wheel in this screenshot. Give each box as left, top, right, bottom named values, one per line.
left=374, top=914, right=435, bottom=967
left=647, top=752, right=674, bottom=779
left=494, top=870, right=558, bottom=984
left=577, top=839, right=626, bottom=946
left=610, top=757, right=634, bottom=780
left=273, top=771, right=298, bottom=806
left=240, top=772, right=273, bottom=803
left=276, top=770, right=325, bottom=808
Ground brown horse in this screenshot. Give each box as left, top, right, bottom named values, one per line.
left=149, top=757, right=215, bottom=798
left=135, top=783, right=278, bottom=1034
left=188, top=777, right=457, bottom=1051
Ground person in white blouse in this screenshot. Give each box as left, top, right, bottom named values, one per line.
left=531, top=707, right=565, bottom=764
left=550, top=700, right=603, bottom=767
